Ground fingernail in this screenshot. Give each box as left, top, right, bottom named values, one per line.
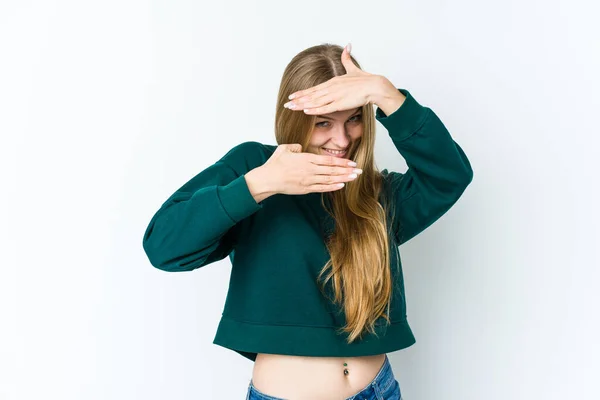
left=349, top=173, right=357, bottom=179
left=348, top=161, right=357, bottom=167
left=353, top=168, right=362, bottom=174
left=288, top=93, right=296, bottom=100
left=347, top=43, right=352, bottom=53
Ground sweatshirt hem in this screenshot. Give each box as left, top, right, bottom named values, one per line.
left=213, top=315, right=416, bottom=362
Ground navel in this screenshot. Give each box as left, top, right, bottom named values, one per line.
left=343, top=362, right=349, bottom=376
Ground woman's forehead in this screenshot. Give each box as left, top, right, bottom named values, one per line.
left=318, top=107, right=362, bottom=119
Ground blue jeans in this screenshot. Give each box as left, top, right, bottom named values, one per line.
left=246, top=354, right=402, bottom=400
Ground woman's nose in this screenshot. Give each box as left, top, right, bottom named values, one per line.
left=330, top=126, right=351, bottom=146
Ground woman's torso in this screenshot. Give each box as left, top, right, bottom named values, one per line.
left=251, top=353, right=387, bottom=400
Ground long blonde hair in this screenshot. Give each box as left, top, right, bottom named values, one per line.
left=274, top=43, right=396, bottom=343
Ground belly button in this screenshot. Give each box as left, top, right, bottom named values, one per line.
left=343, top=362, right=349, bottom=376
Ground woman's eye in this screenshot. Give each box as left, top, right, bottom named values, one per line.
left=316, top=115, right=362, bottom=127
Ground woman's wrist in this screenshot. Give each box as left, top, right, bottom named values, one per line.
left=369, top=76, right=407, bottom=116
left=245, top=166, right=278, bottom=203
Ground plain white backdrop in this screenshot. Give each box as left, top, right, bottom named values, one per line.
left=2, top=0, right=599, bottom=399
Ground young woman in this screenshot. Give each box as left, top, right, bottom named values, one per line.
left=142, top=43, right=473, bottom=400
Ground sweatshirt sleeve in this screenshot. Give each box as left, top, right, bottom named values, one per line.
left=376, top=88, right=474, bottom=246
left=142, top=142, right=264, bottom=272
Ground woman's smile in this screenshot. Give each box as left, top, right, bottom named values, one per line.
left=322, top=147, right=348, bottom=157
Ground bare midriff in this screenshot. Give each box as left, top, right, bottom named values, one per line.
left=251, top=353, right=387, bottom=400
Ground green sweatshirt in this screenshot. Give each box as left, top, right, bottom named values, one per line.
left=142, top=88, right=473, bottom=362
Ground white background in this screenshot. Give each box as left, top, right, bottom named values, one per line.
left=2, top=0, right=599, bottom=399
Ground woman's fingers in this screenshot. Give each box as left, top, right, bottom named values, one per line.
left=312, top=165, right=362, bottom=176
left=301, top=153, right=362, bottom=190
left=307, top=154, right=362, bottom=177
left=309, top=182, right=347, bottom=192
left=308, top=153, right=358, bottom=168
left=312, top=164, right=362, bottom=177
left=306, top=169, right=360, bottom=186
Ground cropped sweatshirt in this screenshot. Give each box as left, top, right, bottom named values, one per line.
left=142, top=88, right=474, bottom=362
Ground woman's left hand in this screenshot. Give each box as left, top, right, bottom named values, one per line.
left=283, top=44, right=382, bottom=115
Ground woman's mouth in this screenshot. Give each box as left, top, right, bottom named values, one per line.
left=322, top=147, right=347, bottom=157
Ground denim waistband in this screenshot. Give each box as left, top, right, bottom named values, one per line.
left=365, top=353, right=396, bottom=395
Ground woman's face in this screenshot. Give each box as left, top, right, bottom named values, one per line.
left=305, top=107, right=363, bottom=159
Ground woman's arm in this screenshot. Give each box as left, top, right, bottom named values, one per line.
left=142, top=142, right=265, bottom=272
left=372, top=84, right=474, bottom=246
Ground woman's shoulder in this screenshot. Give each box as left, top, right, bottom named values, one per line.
left=218, top=141, right=276, bottom=174
left=224, top=140, right=276, bottom=154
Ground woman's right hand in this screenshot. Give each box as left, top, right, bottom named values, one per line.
left=245, top=143, right=362, bottom=201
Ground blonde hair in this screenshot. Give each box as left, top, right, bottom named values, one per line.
left=274, top=43, right=396, bottom=343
